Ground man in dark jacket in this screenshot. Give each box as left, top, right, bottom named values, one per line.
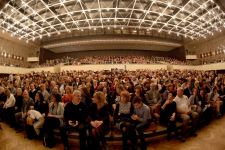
left=61, top=90, right=88, bottom=150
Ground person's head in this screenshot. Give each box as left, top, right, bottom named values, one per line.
left=40, top=84, right=45, bottom=91
left=50, top=81, right=56, bottom=89
left=192, top=88, right=198, bottom=96
left=103, top=87, right=107, bottom=94
left=72, top=90, right=81, bottom=105
left=51, top=93, right=61, bottom=103
left=120, top=91, right=131, bottom=104
left=93, top=91, right=106, bottom=106
left=16, top=88, right=23, bottom=96
left=167, top=92, right=174, bottom=102
left=135, top=85, right=142, bottom=96
left=52, top=86, right=59, bottom=94
left=167, top=84, right=174, bottom=91
left=23, top=90, right=29, bottom=99
left=186, top=82, right=191, bottom=88
left=200, top=90, right=204, bottom=96
left=30, top=83, right=35, bottom=90
left=133, top=96, right=142, bottom=109
left=5, top=88, right=11, bottom=97
left=150, top=83, right=156, bottom=91
left=177, top=87, right=184, bottom=97
left=65, top=86, right=73, bottom=94
left=35, top=91, right=45, bottom=102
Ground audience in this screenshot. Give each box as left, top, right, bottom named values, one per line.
left=40, top=56, right=188, bottom=67
left=0, top=69, right=224, bottom=150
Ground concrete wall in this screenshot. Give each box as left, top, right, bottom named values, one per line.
left=184, top=31, right=225, bottom=64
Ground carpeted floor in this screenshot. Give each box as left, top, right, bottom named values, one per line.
left=0, top=117, right=225, bottom=150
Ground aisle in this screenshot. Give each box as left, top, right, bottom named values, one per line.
left=0, top=117, right=225, bottom=150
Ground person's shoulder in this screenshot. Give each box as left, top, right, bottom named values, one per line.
left=143, top=103, right=150, bottom=110
left=173, top=96, right=178, bottom=101
left=183, top=95, right=188, bottom=99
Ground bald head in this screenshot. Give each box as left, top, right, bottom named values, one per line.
left=177, top=87, right=184, bottom=97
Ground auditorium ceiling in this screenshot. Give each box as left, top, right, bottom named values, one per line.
left=0, top=0, right=225, bottom=51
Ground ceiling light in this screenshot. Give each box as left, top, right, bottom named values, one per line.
left=47, top=33, right=50, bottom=37
left=107, top=27, right=110, bottom=30
left=167, top=2, right=172, bottom=7
left=121, top=27, right=124, bottom=30
left=57, top=31, right=60, bottom=35
left=32, top=37, right=35, bottom=41
left=40, top=35, right=42, bottom=39
left=26, top=40, right=28, bottom=43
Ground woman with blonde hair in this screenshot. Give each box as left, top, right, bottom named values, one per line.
left=87, top=91, right=110, bottom=150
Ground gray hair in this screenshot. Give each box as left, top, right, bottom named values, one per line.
left=177, top=87, right=184, bottom=91
left=73, top=90, right=81, bottom=96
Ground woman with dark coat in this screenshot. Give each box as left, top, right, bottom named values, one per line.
left=87, top=91, right=110, bottom=150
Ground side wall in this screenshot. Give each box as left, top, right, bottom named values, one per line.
left=0, top=32, right=40, bottom=67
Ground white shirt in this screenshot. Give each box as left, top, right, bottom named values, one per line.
left=28, top=110, right=43, bottom=120
left=3, top=94, right=16, bottom=109
left=173, top=95, right=191, bottom=114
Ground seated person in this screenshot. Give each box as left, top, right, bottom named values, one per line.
left=87, top=91, right=110, bottom=150
left=34, top=91, right=48, bottom=116
left=26, top=107, right=45, bottom=139
left=3, top=88, right=16, bottom=127
left=15, top=90, right=34, bottom=131
left=131, top=96, right=151, bottom=150
left=61, top=90, right=88, bottom=150
left=114, top=91, right=136, bottom=150
left=173, top=87, right=199, bottom=140
left=189, top=88, right=202, bottom=114
left=43, top=93, right=64, bottom=148
left=208, top=87, right=223, bottom=118
left=145, top=83, right=162, bottom=122
left=160, top=92, right=178, bottom=140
